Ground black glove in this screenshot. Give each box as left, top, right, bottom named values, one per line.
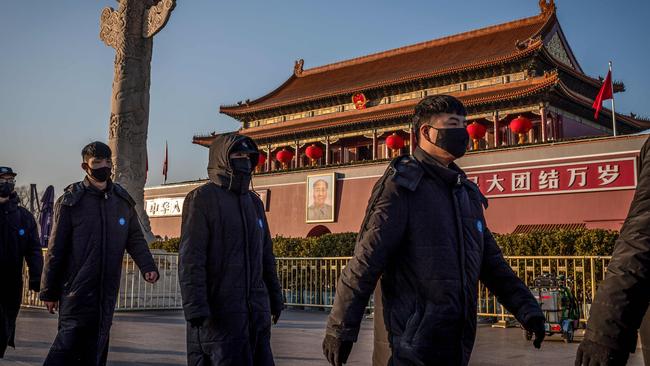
left=271, top=297, right=284, bottom=325
left=524, top=315, right=546, bottom=349
left=272, top=310, right=281, bottom=325
left=322, top=334, right=353, bottom=366
left=189, top=317, right=207, bottom=328
left=29, top=280, right=40, bottom=292
left=575, top=339, right=629, bottom=366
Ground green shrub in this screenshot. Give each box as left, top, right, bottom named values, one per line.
left=274, top=232, right=357, bottom=257
left=307, top=233, right=357, bottom=257
left=148, top=232, right=358, bottom=256
left=149, top=229, right=619, bottom=257
left=273, top=236, right=314, bottom=257
left=494, top=229, right=619, bottom=256
left=150, top=237, right=181, bottom=252
left=574, top=229, right=618, bottom=255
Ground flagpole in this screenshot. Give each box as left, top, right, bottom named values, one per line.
left=164, top=140, right=168, bottom=184
left=609, top=61, right=617, bottom=137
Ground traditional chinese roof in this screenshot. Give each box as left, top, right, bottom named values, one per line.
left=194, top=69, right=649, bottom=146
left=195, top=73, right=561, bottom=146
left=220, top=6, right=558, bottom=117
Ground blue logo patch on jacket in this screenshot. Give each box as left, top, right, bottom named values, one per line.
left=18, top=229, right=25, bottom=236
left=258, top=219, right=264, bottom=229
left=119, top=217, right=126, bottom=226
left=476, top=220, right=483, bottom=233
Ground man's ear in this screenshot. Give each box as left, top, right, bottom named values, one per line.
left=81, top=162, right=88, bottom=171
left=419, top=124, right=429, bottom=140
left=419, top=124, right=434, bottom=144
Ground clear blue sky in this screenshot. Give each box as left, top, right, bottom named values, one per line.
left=1, top=1, right=648, bottom=195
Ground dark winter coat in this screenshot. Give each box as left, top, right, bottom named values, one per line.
left=0, top=193, right=43, bottom=357
left=326, top=147, right=543, bottom=366
left=584, top=136, right=650, bottom=354
left=40, top=179, right=158, bottom=366
left=179, top=134, right=284, bottom=366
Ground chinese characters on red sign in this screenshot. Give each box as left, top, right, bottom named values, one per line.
left=466, top=157, right=637, bottom=198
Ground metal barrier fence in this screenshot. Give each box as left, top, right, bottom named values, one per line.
left=477, top=256, right=611, bottom=323
left=22, top=252, right=183, bottom=311
left=23, top=255, right=610, bottom=320
left=275, top=257, right=363, bottom=308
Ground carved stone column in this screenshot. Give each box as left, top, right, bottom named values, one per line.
left=100, top=0, right=176, bottom=243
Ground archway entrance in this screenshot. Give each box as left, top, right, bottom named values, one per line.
left=307, top=225, right=331, bottom=237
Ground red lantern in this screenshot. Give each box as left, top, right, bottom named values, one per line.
left=386, top=133, right=405, bottom=151
left=305, top=144, right=323, bottom=162
left=509, top=115, right=533, bottom=144
left=466, top=122, right=487, bottom=150
left=257, top=152, right=267, bottom=167
left=276, top=148, right=294, bottom=167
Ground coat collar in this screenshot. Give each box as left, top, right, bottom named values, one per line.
left=0, top=193, right=19, bottom=213
left=413, top=147, right=465, bottom=186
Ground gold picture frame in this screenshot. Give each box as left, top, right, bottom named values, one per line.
left=306, top=173, right=336, bottom=223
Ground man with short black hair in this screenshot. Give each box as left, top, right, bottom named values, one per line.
left=40, top=141, right=159, bottom=366
left=0, top=166, right=43, bottom=358
left=323, top=95, right=545, bottom=366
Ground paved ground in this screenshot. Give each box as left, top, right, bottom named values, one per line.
left=1, top=309, right=645, bottom=365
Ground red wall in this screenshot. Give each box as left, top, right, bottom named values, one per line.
left=147, top=136, right=647, bottom=239
left=261, top=177, right=635, bottom=237
left=483, top=190, right=633, bottom=234
left=147, top=176, right=636, bottom=239
left=263, top=178, right=376, bottom=238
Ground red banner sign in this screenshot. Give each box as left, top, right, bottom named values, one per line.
left=465, top=157, right=637, bottom=198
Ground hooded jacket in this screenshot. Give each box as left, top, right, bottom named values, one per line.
left=326, top=148, right=542, bottom=366
left=179, top=133, right=283, bottom=366
left=40, top=179, right=158, bottom=366
left=584, top=136, right=650, bottom=355
left=0, top=193, right=43, bottom=357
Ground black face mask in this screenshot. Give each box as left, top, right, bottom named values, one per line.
left=0, top=183, right=14, bottom=198
left=228, top=157, right=252, bottom=194
left=425, top=126, right=469, bottom=159
left=231, top=157, right=252, bottom=175
left=85, top=166, right=112, bottom=183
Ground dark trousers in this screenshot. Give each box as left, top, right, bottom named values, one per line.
left=640, top=308, right=650, bottom=363
left=43, top=322, right=109, bottom=366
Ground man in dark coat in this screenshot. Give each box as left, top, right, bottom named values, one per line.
left=576, top=136, right=650, bottom=366
left=179, top=133, right=284, bottom=366
left=40, top=142, right=159, bottom=366
left=0, top=166, right=43, bottom=358
left=323, top=95, right=546, bottom=366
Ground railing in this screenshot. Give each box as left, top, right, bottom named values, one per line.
left=477, top=256, right=611, bottom=323
left=23, top=255, right=610, bottom=320
left=275, top=257, right=364, bottom=309
left=22, top=252, right=184, bottom=311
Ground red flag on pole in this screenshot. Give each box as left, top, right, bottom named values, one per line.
left=592, top=70, right=613, bottom=120
left=162, top=141, right=168, bottom=184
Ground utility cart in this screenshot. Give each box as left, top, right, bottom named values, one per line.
left=523, top=273, right=580, bottom=343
